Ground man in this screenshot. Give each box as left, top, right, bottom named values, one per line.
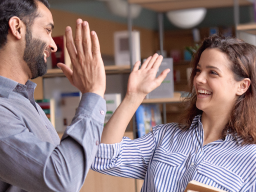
left=0, top=0, right=106, bottom=191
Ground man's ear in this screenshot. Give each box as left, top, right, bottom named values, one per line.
left=237, top=78, right=251, bottom=96
left=8, top=16, right=24, bottom=40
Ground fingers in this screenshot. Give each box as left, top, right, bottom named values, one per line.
left=65, top=26, right=77, bottom=67
left=140, top=56, right=152, bottom=70
left=57, top=63, right=74, bottom=85
left=82, top=21, right=92, bottom=57
left=91, top=31, right=101, bottom=58
left=146, top=53, right=160, bottom=69
left=152, top=55, right=163, bottom=70
left=133, top=61, right=141, bottom=71
left=75, top=19, right=84, bottom=58
left=155, top=69, right=170, bottom=86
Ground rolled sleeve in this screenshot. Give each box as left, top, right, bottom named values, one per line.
left=77, top=92, right=106, bottom=123
left=91, top=132, right=156, bottom=180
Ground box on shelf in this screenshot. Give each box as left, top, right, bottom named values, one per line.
left=146, top=58, right=174, bottom=99
left=36, top=99, right=55, bottom=128
left=237, top=31, right=256, bottom=46
left=170, top=49, right=181, bottom=62
left=59, top=92, right=81, bottom=132
left=104, top=93, right=121, bottom=126
left=114, top=31, right=141, bottom=66
left=48, top=36, right=71, bottom=70
left=135, top=104, right=162, bottom=138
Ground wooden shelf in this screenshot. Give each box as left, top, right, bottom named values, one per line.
left=105, top=65, right=131, bottom=74
left=142, top=92, right=183, bottom=103
left=43, top=65, right=131, bottom=78
left=129, top=0, right=252, bottom=12
left=236, top=23, right=256, bottom=35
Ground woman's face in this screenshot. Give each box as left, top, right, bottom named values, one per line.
left=193, top=48, right=240, bottom=116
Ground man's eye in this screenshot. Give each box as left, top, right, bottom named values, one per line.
left=46, top=28, right=51, bottom=33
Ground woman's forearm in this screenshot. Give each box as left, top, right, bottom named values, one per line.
left=100, top=93, right=144, bottom=144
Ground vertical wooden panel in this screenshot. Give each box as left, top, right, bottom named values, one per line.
left=31, top=77, right=43, bottom=100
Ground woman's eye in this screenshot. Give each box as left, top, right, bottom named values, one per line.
left=210, top=70, right=218, bottom=75
left=195, top=68, right=201, bottom=73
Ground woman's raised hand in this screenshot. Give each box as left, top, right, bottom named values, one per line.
left=126, top=53, right=170, bottom=101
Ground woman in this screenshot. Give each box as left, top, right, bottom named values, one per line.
left=91, top=35, right=256, bottom=192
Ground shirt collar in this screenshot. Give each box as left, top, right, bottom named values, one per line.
left=190, top=114, right=235, bottom=143
left=0, top=76, right=37, bottom=98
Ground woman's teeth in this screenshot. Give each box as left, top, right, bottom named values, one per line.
left=198, top=89, right=211, bottom=95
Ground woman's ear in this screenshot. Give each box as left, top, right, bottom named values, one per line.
left=8, top=16, right=24, bottom=40
left=237, top=78, right=251, bottom=96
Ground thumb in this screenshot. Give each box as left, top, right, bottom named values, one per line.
left=57, top=63, right=73, bottom=85
left=155, top=69, right=170, bottom=86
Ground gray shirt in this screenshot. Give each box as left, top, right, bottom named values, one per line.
left=0, top=76, right=106, bottom=192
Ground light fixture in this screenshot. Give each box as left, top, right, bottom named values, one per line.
left=106, top=0, right=142, bottom=19
left=166, top=8, right=207, bottom=29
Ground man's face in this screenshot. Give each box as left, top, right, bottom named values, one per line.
left=23, top=1, right=57, bottom=79
left=23, top=26, right=50, bottom=79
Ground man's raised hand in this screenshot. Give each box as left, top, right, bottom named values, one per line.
left=58, top=19, right=106, bottom=98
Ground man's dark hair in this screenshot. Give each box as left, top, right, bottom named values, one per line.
left=0, top=0, right=50, bottom=49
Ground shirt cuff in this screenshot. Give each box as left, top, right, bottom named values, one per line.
left=96, top=138, right=129, bottom=159
left=77, top=92, right=106, bottom=123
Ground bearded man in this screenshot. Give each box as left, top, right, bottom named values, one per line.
left=0, top=0, right=106, bottom=191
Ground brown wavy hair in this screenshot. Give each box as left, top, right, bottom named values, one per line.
left=178, top=35, right=256, bottom=145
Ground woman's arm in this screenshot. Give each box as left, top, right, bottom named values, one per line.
left=101, top=54, right=170, bottom=144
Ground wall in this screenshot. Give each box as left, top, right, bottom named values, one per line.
left=51, top=9, right=156, bottom=58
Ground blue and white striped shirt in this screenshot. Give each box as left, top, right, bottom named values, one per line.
left=92, top=115, right=256, bottom=192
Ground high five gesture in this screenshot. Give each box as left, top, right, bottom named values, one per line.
left=58, top=19, right=106, bottom=98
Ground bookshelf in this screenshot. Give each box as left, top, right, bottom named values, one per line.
left=236, top=23, right=256, bottom=35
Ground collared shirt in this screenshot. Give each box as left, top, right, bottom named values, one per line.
left=0, top=75, right=106, bottom=192
left=92, top=115, right=256, bottom=192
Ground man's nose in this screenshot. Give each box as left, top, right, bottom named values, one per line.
left=50, top=37, right=57, bottom=52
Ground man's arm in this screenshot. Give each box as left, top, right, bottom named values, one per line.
left=0, top=92, right=105, bottom=192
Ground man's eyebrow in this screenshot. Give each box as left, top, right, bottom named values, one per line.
left=47, top=23, right=54, bottom=30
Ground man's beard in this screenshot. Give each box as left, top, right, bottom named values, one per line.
left=23, top=27, right=48, bottom=79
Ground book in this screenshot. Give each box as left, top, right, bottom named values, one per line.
left=59, top=92, right=81, bottom=132
left=185, top=180, right=227, bottom=192
left=36, top=99, right=55, bottom=128
left=146, top=58, right=174, bottom=99
left=104, top=93, right=121, bottom=126
left=135, top=104, right=162, bottom=138
left=114, top=31, right=141, bottom=66
left=48, top=36, right=71, bottom=69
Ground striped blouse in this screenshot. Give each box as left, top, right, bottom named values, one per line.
left=91, top=115, right=256, bottom=192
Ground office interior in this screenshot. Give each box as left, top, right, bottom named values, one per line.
left=31, top=1, right=255, bottom=191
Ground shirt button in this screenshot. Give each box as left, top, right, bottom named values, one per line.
left=191, top=162, right=194, bottom=166
left=96, top=140, right=99, bottom=145
left=100, top=110, right=105, bottom=115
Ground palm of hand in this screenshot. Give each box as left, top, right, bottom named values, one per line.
left=127, top=68, right=159, bottom=96
left=126, top=54, right=170, bottom=98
